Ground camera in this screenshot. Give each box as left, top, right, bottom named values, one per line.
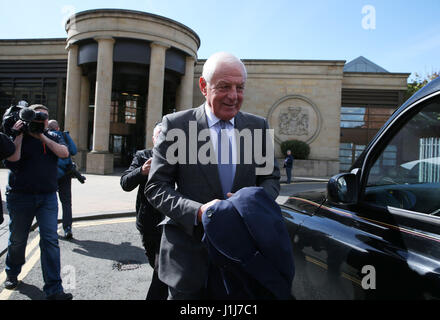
left=2, top=102, right=25, bottom=136
left=66, top=162, right=86, bottom=184
left=2, top=101, right=47, bottom=136
left=18, top=108, right=48, bottom=134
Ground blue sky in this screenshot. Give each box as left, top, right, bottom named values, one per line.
left=0, top=0, right=439, bottom=81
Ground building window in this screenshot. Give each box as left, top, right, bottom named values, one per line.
left=339, top=143, right=365, bottom=171
left=111, top=94, right=140, bottom=124
left=340, top=106, right=395, bottom=171
left=124, top=99, right=137, bottom=124
left=341, top=106, right=393, bottom=129
left=341, top=107, right=366, bottom=128
left=339, top=88, right=404, bottom=171
left=0, top=78, right=61, bottom=119
left=419, top=137, right=440, bottom=183
left=110, top=100, right=119, bottom=123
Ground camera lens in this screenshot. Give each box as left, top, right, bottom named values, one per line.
left=34, top=112, right=48, bottom=121
left=19, top=108, right=36, bottom=122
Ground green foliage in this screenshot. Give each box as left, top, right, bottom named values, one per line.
left=280, top=140, right=310, bottom=160
left=405, top=71, right=440, bottom=102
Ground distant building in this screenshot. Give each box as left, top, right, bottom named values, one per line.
left=0, top=9, right=409, bottom=175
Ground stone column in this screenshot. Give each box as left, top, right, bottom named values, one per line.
left=64, top=43, right=81, bottom=143
left=75, top=75, right=90, bottom=170
left=86, top=37, right=115, bottom=174
left=175, top=55, right=196, bottom=111
left=145, top=42, right=169, bottom=149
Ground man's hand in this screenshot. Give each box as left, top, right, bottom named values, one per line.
left=28, top=132, right=44, bottom=140
left=6, top=121, right=24, bottom=162
left=197, top=199, right=221, bottom=223
left=11, top=120, right=24, bottom=136
left=196, top=193, right=234, bottom=222
left=35, top=132, right=69, bottom=158
left=141, top=158, right=152, bottom=176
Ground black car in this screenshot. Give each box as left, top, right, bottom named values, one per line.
left=282, top=77, right=440, bottom=299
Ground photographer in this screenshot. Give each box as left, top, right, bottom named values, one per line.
left=3, top=104, right=73, bottom=300
left=48, top=119, right=84, bottom=240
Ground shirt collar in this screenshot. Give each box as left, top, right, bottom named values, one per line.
left=204, top=103, right=235, bottom=128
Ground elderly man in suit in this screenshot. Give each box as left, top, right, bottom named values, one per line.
left=145, top=52, right=280, bottom=300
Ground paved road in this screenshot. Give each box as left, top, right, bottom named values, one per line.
left=0, top=216, right=150, bottom=300
left=0, top=178, right=328, bottom=301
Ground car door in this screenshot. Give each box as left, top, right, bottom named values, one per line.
left=355, top=91, right=440, bottom=299
left=290, top=84, right=440, bottom=300
left=290, top=191, right=377, bottom=300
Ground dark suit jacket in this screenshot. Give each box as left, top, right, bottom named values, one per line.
left=120, top=149, right=164, bottom=268
left=145, top=104, right=280, bottom=293
left=202, top=187, right=295, bottom=300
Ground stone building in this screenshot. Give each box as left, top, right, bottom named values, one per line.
left=0, top=9, right=409, bottom=176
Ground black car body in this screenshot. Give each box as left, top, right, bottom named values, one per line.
left=282, top=77, right=440, bottom=299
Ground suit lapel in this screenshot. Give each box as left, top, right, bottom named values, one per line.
left=194, top=104, right=224, bottom=199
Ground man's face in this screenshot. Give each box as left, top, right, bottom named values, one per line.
left=199, top=62, right=245, bottom=121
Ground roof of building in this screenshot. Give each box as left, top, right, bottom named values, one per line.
left=343, top=56, right=389, bottom=73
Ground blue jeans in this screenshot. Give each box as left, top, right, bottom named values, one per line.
left=5, top=192, right=63, bottom=297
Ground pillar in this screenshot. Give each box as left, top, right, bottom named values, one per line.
left=64, top=43, right=81, bottom=143
left=75, top=75, right=90, bottom=170
left=86, top=37, right=115, bottom=174
left=175, top=55, right=196, bottom=111
left=145, top=42, right=169, bottom=150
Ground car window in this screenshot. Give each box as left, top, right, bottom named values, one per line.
left=364, top=97, right=440, bottom=215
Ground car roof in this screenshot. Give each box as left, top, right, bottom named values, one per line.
left=351, top=77, right=440, bottom=170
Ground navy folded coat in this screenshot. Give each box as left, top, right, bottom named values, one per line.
left=202, top=186, right=295, bottom=299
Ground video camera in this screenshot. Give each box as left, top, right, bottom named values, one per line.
left=2, top=101, right=48, bottom=136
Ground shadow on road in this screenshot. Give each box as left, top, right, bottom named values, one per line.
left=17, top=282, right=45, bottom=300
left=62, top=238, right=148, bottom=265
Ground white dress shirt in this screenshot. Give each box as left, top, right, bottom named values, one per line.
left=204, top=103, right=237, bottom=175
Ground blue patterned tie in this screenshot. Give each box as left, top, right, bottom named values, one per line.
left=217, top=120, right=234, bottom=198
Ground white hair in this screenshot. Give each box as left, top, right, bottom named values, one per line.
left=202, top=52, right=247, bottom=84
left=153, top=122, right=162, bottom=138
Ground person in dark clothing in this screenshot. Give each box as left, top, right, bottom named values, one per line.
left=283, top=150, right=294, bottom=184
left=120, top=122, right=168, bottom=300
left=0, top=132, right=16, bottom=225
left=48, top=120, right=78, bottom=239
left=3, top=104, right=73, bottom=300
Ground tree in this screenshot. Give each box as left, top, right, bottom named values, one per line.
left=280, top=140, right=310, bottom=159
left=405, top=71, right=440, bottom=101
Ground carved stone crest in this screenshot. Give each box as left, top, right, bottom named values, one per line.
left=279, top=107, right=309, bottom=136
left=268, top=95, right=322, bottom=145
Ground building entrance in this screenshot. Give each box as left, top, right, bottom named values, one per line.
left=109, top=91, right=146, bottom=167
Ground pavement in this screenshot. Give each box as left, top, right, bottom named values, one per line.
left=0, top=167, right=329, bottom=257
